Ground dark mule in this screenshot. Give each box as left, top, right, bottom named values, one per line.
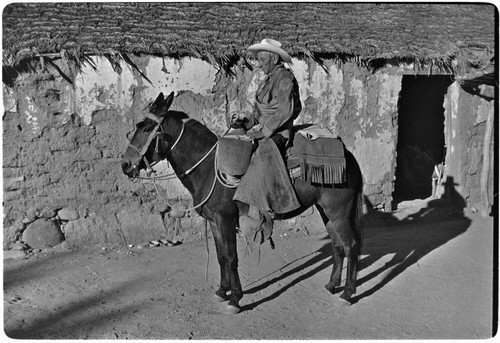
left=121, top=92, right=364, bottom=313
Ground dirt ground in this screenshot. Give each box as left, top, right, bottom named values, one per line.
left=3, top=200, right=496, bottom=340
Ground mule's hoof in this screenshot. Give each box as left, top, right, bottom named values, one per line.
left=340, top=290, right=355, bottom=302
left=324, top=283, right=338, bottom=294
left=225, top=304, right=241, bottom=314
left=213, top=293, right=229, bottom=302
left=340, top=292, right=350, bottom=301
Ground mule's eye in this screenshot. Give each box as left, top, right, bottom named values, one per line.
left=144, top=127, right=152, bottom=133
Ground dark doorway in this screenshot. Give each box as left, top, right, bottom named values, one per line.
left=393, top=75, right=454, bottom=205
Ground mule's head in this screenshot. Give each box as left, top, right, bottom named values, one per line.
left=121, top=91, right=175, bottom=178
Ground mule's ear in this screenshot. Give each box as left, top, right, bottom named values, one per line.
left=164, top=91, right=175, bottom=111
left=150, top=92, right=165, bottom=115
left=154, top=92, right=164, bottom=106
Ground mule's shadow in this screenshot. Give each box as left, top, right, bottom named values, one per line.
left=241, top=176, right=472, bottom=309
left=241, top=244, right=336, bottom=311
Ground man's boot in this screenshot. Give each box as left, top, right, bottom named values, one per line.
left=239, top=206, right=273, bottom=252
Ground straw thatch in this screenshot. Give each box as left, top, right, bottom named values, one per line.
left=2, top=2, right=496, bottom=75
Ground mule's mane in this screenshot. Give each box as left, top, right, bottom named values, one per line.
left=186, top=118, right=215, bottom=135
left=184, top=117, right=218, bottom=145
left=163, top=110, right=189, bottom=121
left=164, top=110, right=218, bottom=148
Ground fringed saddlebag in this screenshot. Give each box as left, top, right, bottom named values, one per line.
left=287, top=128, right=346, bottom=185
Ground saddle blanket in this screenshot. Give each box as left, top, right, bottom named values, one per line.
left=296, top=124, right=338, bottom=140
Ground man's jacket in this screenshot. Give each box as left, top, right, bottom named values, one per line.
left=245, top=64, right=302, bottom=140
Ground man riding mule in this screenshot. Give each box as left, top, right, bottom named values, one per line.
left=230, top=39, right=302, bottom=249
left=121, top=39, right=364, bottom=314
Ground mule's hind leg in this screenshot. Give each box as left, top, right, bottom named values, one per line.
left=326, top=241, right=345, bottom=293
left=327, top=218, right=358, bottom=300
left=317, top=205, right=344, bottom=293
left=316, top=192, right=359, bottom=300
left=341, top=238, right=360, bottom=300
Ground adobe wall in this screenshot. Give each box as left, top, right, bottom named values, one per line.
left=3, top=55, right=401, bottom=248
left=442, top=82, right=495, bottom=210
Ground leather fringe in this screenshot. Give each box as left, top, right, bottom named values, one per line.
left=299, top=162, right=346, bottom=185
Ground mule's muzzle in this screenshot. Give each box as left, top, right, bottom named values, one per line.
left=121, top=161, right=139, bottom=178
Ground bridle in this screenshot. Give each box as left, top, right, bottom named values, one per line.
left=127, top=112, right=169, bottom=177
left=128, top=113, right=219, bottom=179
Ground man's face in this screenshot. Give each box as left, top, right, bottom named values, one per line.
left=256, top=51, right=278, bottom=74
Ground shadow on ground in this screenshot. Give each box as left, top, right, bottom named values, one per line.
left=5, top=279, right=144, bottom=339
left=241, top=176, right=472, bottom=309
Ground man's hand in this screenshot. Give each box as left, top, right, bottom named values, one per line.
left=229, top=113, right=249, bottom=129
left=246, top=130, right=264, bottom=140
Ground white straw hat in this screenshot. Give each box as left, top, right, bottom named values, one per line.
left=247, top=38, right=292, bottom=63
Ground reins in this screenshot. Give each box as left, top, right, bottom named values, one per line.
left=176, top=142, right=218, bottom=180
left=149, top=158, right=218, bottom=213
left=130, top=115, right=232, bottom=214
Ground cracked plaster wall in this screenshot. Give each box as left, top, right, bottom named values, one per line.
left=3, top=55, right=402, bottom=247
left=442, top=82, right=494, bottom=209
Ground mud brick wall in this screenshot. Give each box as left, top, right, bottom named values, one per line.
left=442, top=82, right=495, bottom=209
left=2, top=55, right=405, bottom=248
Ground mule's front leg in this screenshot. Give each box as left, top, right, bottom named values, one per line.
left=213, top=255, right=231, bottom=302
left=211, top=217, right=243, bottom=314
left=226, top=240, right=243, bottom=313
left=207, top=220, right=231, bottom=302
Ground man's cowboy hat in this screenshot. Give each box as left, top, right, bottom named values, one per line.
left=247, top=38, right=292, bottom=63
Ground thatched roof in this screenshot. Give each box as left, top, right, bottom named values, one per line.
left=2, top=2, right=496, bottom=75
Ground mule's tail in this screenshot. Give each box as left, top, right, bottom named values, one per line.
left=352, top=187, right=364, bottom=251
left=345, top=148, right=364, bottom=252
left=350, top=154, right=364, bottom=252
